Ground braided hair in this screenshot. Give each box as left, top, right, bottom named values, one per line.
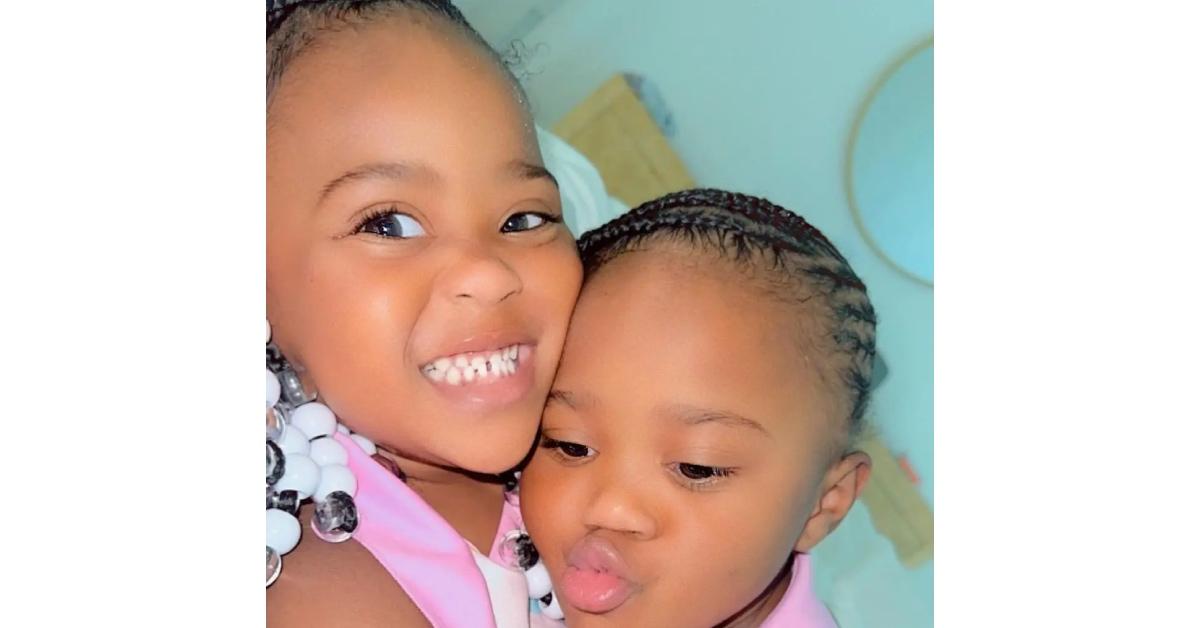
left=578, top=188, right=878, bottom=445
left=267, top=0, right=521, bottom=108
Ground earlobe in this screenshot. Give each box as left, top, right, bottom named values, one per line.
left=793, top=451, right=872, bottom=552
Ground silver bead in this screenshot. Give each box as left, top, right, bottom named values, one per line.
left=279, top=368, right=316, bottom=406
left=310, top=490, right=358, bottom=543
left=266, top=546, right=282, bottom=587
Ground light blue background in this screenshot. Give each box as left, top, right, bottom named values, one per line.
left=460, top=2, right=935, bottom=625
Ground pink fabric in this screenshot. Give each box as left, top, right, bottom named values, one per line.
left=759, top=553, right=838, bottom=628
left=335, top=432, right=498, bottom=628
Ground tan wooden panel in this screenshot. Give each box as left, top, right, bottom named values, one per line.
left=858, top=432, right=934, bottom=568
left=552, top=74, right=695, bottom=207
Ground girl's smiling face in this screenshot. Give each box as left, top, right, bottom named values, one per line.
left=267, top=17, right=582, bottom=474
left=520, top=249, right=868, bottom=627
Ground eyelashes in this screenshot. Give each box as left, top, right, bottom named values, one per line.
left=539, top=436, right=595, bottom=462
left=502, top=212, right=562, bottom=233
left=670, top=462, right=738, bottom=491
left=538, top=436, right=739, bottom=491
left=352, top=207, right=426, bottom=239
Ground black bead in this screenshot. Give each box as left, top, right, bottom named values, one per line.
left=325, top=490, right=359, bottom=534
left=267, top=489, right=301, bottom=516
left=540, top=593, right=553, bottom=606
left=514, top=533, right=540, bottom=570
left=266, top=440, right=285, bottom=486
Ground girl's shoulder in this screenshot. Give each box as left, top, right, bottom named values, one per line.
left=267, top=506, right=430, bottom=628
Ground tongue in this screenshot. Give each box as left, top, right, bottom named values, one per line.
left=560, top=567, right=632, bottom=613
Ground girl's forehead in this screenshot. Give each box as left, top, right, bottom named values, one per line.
left=570, top=254, right=839, bottom=417
left=271, top=17, right=535, bottom=148
left=268, top=25, right=541, bottom=187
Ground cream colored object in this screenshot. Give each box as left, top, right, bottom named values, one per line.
left=858, top=433, right=934, bottom=568
left=536, top=126, right=623, bottom=236
left=552, top=74, right=696, bottom=207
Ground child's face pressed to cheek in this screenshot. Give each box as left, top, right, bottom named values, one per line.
left=266, top=19, right=582, bottom=475
left=521, top=251, right=859, bottom=627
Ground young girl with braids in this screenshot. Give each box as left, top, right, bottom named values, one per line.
left=266, top=1, right=581, bottom=626
left=520, top=189, right=877, bottom=627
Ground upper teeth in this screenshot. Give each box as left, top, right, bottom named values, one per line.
left=422, top=344, right=521, bottom=385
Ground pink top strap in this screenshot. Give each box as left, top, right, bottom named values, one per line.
left=760, top=553, right=838, bottom=628
left=335, top=433, right=498, bottom=628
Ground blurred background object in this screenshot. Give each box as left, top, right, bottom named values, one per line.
left=458, top=2, right=934, bottom=625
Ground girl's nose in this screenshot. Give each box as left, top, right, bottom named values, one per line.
left=435, top=247, right=522, bottom=307
left=580, top=476, right=659, bottom=540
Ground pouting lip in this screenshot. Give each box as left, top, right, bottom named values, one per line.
left=566, top=535, right=634, bottom=583
left=560, top=535, right=638, bottom=614
left=417, top=330, right=536, bottom=369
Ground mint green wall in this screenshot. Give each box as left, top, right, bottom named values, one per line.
left=466, top=1, right=934, bottom=625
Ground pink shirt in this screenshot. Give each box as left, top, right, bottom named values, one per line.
left=336, top=432, right=506, bottom=627
left=759, top=553, right=839, bottom=627
left=337, top=433, right=834, bottom=627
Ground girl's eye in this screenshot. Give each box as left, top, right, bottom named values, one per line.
left=671, top=462, right=737, bottom=489
left=356, top=211, right=426, bottom=239
left=501, top=212, right=559, bottom=233
left=540, top=436, right=596, bottom=461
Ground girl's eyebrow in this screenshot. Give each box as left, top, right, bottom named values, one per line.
left=319, top=160, right=437, bottom=203
left=506, top=160, right=559, bottom=189
left=318, top=160, right=558, bottom=204
left=547, top=388, right=593, bottom=410
left=661, top=403, right=769, bottom=436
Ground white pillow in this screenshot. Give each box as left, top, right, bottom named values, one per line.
left=536, top=126, right=628, bottom=237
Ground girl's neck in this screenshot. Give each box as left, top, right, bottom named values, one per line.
left=374, top=444, right=509, bottom=552
left=715, top=557, right=795, bottom=628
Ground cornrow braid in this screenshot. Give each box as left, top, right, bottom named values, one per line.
left=267, top=0, right=521, bottom=108
left=578, top=188, right=878, bottom=442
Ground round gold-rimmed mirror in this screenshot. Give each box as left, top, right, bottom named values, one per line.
left=846, top=37, right=934, bottom=286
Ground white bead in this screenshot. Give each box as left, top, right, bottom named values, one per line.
left=336, top=423, right=350, bottom=435
left=266, top=369, right=281, bottom=408
left=276, top=454, right=320, bottom=499
left=265, top=320, right=271, bottom=344
left=290, top=402, right=336, bottom=439
left=525, top=561, right=553, bottom=599
left=313, top=464, right=357, bottom=502
left=349, top=433, right=377, bottom=455
left=540, top=594, right=564, bottom=620
left=266, top=508, right=302, bottom=555
left=309, top=437, right=349, bottom=466
left=277, top=424, right=309, bottom=456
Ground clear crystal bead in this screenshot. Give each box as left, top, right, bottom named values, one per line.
left=497, top=530, right=524, bottom=568
left=266, top=405, right=286, bottom=442
left=311, top=491, right=358, bottom=543
left=266, top=546, right=282, bottom=587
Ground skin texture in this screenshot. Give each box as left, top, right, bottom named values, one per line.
left=266, top=14, right=581, bottom=626
left=521, top=249, right=870, bottom=627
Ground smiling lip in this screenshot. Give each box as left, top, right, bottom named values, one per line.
left=418, top=331, right=537, bottom=411
left=559, top=536, right=637, bottom=614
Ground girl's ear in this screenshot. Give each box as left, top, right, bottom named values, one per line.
left=794, top=451, right=872, bottom=552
